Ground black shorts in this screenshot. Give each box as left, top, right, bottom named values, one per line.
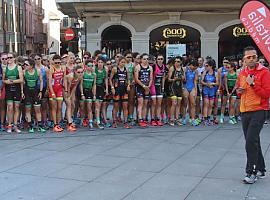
left=223, top=87, right=237, bottom=97
left=104, top=86, right=113, bottom=102
left=136, top=85, right=150, bottom=99
left=5, top=85, right=21, bottom=103
left=96, top=84, right=105, bottom=101
left=114, top=86, right=128, bottom=102
left=82, top=88, right=94, bottom=102
left=196, top=85, right=201, bottom=97
left=24, top=88, right=41, bottom=107
left=169, top=82, right=182, bottom=98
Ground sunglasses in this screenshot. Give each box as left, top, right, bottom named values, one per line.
left=76, top=71, right=83, bottom=74
left=42, top=59, right=48, bottom=62
left=142, top=58, right=149, bottom=60
left=23, top=63, right=30, bottom=66
left=35, top=58, right=41, bottom=60
left=54, top=62, right=61, bottom=65
left=175, top=61, right=181, bottom=63
left=83, top=56, right=89, bottom=59
left=87, top=64, right=93, bottom=67
left=106, top=63, right=112, bottom=65
left=126, top=56, right=132, bottom=59
left=7, top=57, right=13, bottom=59
left=1, top=58, right=7, bottom=60
left=157, top=58, right=164, bottom=60
left=244, top=55, right=257, bottom=59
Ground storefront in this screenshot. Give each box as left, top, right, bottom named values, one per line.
left=57, top=0, right=251, bottom=63
left=149, top=24, right=200, bottom=61
left=218, top=24, right=262, bottom=65
left=101, top=25, right=132, bottom=58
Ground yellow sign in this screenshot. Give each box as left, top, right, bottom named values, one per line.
left=233, top=26, right=249, bottom=37
left=163, top=28, right=186, bottom=39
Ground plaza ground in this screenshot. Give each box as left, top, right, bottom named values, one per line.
left=0, top=123, right=269, bottom=200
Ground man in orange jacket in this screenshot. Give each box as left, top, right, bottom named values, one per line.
left=237, top=46, right=270, bottom=184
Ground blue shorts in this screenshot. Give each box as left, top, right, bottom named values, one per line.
left=203, top=87, right=216, bottom=100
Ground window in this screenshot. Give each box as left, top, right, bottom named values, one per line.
left=63, top=17, right=68, bottom=28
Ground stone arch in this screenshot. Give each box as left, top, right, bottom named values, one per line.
left=214, top=19, right=241, bottom=35
left=145, top=19, right=206, bottom=36
left=97, top=20, right=136, bottom=37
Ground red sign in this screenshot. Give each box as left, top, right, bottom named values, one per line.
left=240, top=1, right=270, bottom=63
left=64, top=28, right=75, bottom=41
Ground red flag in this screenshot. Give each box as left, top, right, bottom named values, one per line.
left=240, top=0, right=270, bottom=63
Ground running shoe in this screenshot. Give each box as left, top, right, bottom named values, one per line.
left=67, top=124, right=76, bottom=132
left=243, top=174, right=257, bottom=184
left=228, top=118, right=235, bottom=125
left=191, top=119, right=199, bottom=126
left=176, top=119, right=182, bottom=126
left=14, top=126, right=21, bottom=133
left=0, top=124, right=5, bottom=132
left=53, top=125, right=63, bottom=133
left=105, top=122, right=112, bottom=128
left=237, top=116, right=241, bottom=122
left=156, top=120, right=163, bottom=126
left=112, top=122, right=117, bottom=128
left=124, top=123, right=131, bottom=129
left=257, top=171, right=266, bottom=179
left=232, top=117, right=237, bottom=124
left=97, top=123, right=104, bottom=130
left=213, top=118, right=219, bottom=125
left=6, top=125, right=12, bottom=133
left=89, top=122, right=94, bottom=131
left=219, top=116, right=224, bottom=124
left=29, top=127, right=35, bottom=133
left=169, top=120, right=175, bottom=126
left=38, top=127, right=46, bottom=133
left=150, top=120, right=157, bottom=126
left=138, top=120, right=147, bottom=128
left=83, top=118, right=89, bottom=127
left=181, top=119, right=187, bottom=126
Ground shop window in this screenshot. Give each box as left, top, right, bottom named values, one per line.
left=149, top=24, right=201, bottom=63
left=101, top=25, right=132, bottom=58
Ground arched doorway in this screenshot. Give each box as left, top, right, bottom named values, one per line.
left=218, top=24, right=262, bottom=65
left=101, top=25, right=132, bottom=58
left=149, top=24, right=201, bottom=62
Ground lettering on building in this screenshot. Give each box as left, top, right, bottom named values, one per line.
left=233, top=26, right=249, bottom=37
left=162, top=28, right=186, bottom=39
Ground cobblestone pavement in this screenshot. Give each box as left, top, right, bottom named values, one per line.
left=0, top=123, right=269, bottom=200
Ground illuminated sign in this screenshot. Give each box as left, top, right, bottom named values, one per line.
left=233, top=26, right=249, bottom=37
left=162, top=28, right=186, bottom=39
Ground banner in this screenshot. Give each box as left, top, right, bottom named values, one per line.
left=240, top=0, right=270, bottom=63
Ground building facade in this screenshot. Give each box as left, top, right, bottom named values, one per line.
left=0, top=0, right=46, bottom=55
left=56, top=0, right=262, bottom=63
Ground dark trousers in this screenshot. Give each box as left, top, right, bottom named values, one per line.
left=241, top=110, right=266, bottom=174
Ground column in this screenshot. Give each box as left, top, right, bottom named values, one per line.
left=132, top=33, right=149, bottom=54
left=201, top=32, right=219, bottom=64
left=87, top=33, right=101, bottom=54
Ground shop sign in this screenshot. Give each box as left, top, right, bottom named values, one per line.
left=240, top=0, right=270, bottom=63
left=166, top=44, right=186, bottom=61
left=163, top=28, right=186, bottom=39
left=233, top=26, right=249, bottom=37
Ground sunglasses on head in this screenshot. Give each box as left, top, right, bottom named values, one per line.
left=76, top=71, right=83, bottom=74
left=23, top=63, right=30, bottom=66
left=87, top=63, right=93, bottom=67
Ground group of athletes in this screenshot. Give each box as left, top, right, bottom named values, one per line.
left=0, top=50, right=267, bottom=133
